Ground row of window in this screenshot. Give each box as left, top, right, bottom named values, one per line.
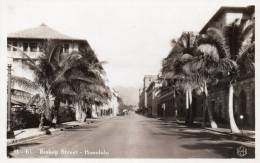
left=7, top=42, right=42, bottom=52
left=7, top=41, right=71, bottom=53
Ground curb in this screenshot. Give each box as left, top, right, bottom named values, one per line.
left=157, top=118, right=255, bottom=142
left=203, top=127, right=255, bottom=141
left=7, top=117, right=114, bottom=146
left=7, top=129, right=62, bottom=146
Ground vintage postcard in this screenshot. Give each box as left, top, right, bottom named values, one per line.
left=1, top=0, right=257, bottom=161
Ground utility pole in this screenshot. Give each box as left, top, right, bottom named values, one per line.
left=7, top=64, right=14, bottom=138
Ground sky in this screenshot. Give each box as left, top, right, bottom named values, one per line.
left=6, top=0, right=255, bottom=88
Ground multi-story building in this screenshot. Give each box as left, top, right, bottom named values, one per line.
left=157, top=6, right=254, bottom=128
left=8, top=23, right=86, bottom=81
left=146, top=80, right=161, bottom=117
left=199, top=5, right=255, bottom=129
left=138, top=88, right=145, bottom=113
left=99, top=88, right=120, bottom=117
left=138, top=75, right=157, bottom=114
left=8, top=23, right=87, bottom=106
left=200, top=6, right=254, bottom=34
left=143, top=75, right=157, bottom=108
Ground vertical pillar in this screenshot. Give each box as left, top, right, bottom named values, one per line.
left=69, top=43, right=72, bottom=53
left=7, top=64, right=14, bottom=138
left=36, top=43, right=40, bottom=52
left=20, top=42, right=24, bottom=51
left=10, top=42, right=13, bottom=51
left=28, top=44, right=31, bottom=52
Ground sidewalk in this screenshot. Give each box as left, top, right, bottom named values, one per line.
left=157, top=117, right=255, bottom=141
left=7, top=127, right=60, bottom=145
left=204, top=127, right=255, bottom=140
left=7, top=118, right=108, bottom=146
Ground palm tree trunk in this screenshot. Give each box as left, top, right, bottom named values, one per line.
left=45, top=95, right=52, bottom=121
left=204, top=81, right=218, bottom=128
left=188, top=88, right=193, bottom=125
left=189, top=104, right=193, bottom=125
left=186, top=89, right=189, bottom=109
left=75, top=102, right=80, bottom=121
left=207, top=104, right=218, bottom=128
left=53, top=98, right=60, bottom=124
left=39, top=93, right=51, bottom=129
left=185, top=90, right=189, bottom=124
left=228, top=83, right=240, bottom=133
left=185, top=88, right=193, bottom=125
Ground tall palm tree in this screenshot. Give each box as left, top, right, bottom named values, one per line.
left=10, top=40, right=111, bottom=127
left=196, top=18, right=254, bottom=133
left=163, top=32, right=227, bottom=128
left=162, top=32, right=201, bottom=125
left=61, top=43, right=111, bottom=121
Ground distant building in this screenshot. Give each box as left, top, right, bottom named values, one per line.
left=146, top=80, right=161, bottom=117
left=138, top=75, right=157, bottom=114
left=143, top=75, right=157, bottom=108
left=93, top=83, right=120, bottom=118
left=107, top=88, right=120, bottom=117
left=138, top=88, right=145, bottom=112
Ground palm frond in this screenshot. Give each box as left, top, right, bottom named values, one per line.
left=11, top=89, right=32, bottom=102
left=224, top=22, right=241, bottom=60
left=11, top=75, right=39, bottom=90
left=202, top=27, right=230, bottom=58
left=8, top=44, right=41, bottom=72
left=240, top=19, right=254, bottom=44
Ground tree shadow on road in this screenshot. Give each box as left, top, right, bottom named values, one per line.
left=181, top=141, right=255, bottom=158
left=61, top=124, right=98, bottom=131
left=153, top=127, right=255, bottom=158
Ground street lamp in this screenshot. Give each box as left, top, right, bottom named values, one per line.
left=7, top=63, right=15, bottom=138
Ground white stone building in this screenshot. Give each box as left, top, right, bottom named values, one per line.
left=8, top=23, right=86, bottom=105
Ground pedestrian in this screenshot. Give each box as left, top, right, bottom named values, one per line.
left=39, top=113, right=46, bottom=131
left=52, top=115, right=57, bottom=129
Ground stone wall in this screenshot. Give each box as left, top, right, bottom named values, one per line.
left=206, top=77, right=255, bottom=129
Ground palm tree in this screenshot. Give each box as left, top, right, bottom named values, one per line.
left=196, top=18, right=254, bottom=133
left=10, top=40, right=111, bottom=127
left=162, top=32, right=201, bottom=125
left=61, top=44, right=111, bottom=121
left=10, top=75, right=46, bottom=113
left=163, top=32, right=227, bottom=128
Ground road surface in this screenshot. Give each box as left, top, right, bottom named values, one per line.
left=8, top=112, right=254, bottom=158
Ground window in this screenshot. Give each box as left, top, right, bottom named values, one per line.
left=30, top=43, right=37, bottom=52
left=38, top=43, right=43, bottom=52
left=13, top=42, right=17, bottom=51
left=63, top=44, right=69, bottom=53
left=7, top=41, right=11, bottom=51
left=23, top=43, right=29, bottom=51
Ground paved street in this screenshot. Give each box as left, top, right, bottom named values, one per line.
left=8, top=112, right=254, bottom=158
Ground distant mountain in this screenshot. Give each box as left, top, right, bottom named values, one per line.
left=114, top=86, right=139, bottom=106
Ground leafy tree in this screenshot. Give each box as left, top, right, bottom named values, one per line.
left=195, top=18, right=254, bottom=133
left=9, top=40, right=111, bottom=128
left=162, top=32, right=201, bottom=125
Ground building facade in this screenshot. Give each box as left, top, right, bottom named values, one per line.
left=138, top=75, right=157, bottom=114
left=155, top=6, right=254, bottom=129
left=146, top=80, right=161, bottom=117
left=8, top=23, right=86, bottom=106
left=96, top=88, right=120, bottom=117
left=200, top=5, right=255, bottom=129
